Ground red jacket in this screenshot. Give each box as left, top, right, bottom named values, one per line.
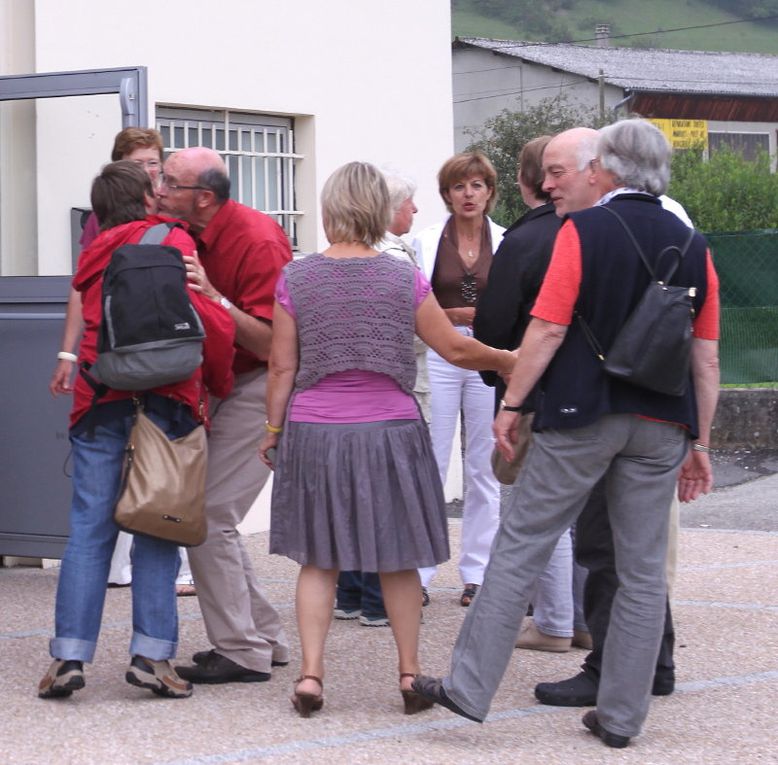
left=70, top=216, right=236, bottom=428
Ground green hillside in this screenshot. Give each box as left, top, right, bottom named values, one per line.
left=453, top=0, right=778, bottom=54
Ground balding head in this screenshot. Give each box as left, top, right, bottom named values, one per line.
left=541, top=127, right=602, bottom=217
left=158, top=147, right=230, bottom=232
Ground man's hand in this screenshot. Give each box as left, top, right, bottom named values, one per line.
left=677, top=449, right=713, bottom=502
left=493, top=409, right=520, bottom=462
left=183, top=251, right=218, bottom=302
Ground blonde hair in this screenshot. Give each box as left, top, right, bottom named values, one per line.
left=321, top=162, right=391, bottom=246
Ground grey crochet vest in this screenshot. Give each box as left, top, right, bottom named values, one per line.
left=284, top=252, right=417, bottom=392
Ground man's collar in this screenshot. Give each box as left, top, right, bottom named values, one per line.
left=595, top=187, right=658, bottom=207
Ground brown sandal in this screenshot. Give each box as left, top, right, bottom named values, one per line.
left=292, top=675, right=323, bottom=718
left=460, top=584, right=479, bottom=607
left=400, top=673, right=434, bottom=715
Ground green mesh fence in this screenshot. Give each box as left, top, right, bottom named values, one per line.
left=707, top=229, right=778, bottom=384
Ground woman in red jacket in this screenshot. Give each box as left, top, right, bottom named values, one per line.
left=38, top=161, right=235, bottom=701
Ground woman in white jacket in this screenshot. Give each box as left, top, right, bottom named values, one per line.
left=413, top=151, right=505, bottom=607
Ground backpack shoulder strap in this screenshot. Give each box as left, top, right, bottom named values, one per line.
left=601, top=205, right=655, bottom=279
left=139, top=221, right=179, bottom=246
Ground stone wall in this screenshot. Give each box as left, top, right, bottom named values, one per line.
left=711, top=389, right=778, bottom=449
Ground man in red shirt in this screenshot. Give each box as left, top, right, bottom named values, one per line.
left=158, top=148, right=293, bottom=684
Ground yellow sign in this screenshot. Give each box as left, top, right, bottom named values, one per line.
left=649, top=118, right=708, bottom=151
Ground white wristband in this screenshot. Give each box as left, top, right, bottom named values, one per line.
left=57, top=351, right=78, bottom=362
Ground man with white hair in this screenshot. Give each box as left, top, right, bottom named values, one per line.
left=414, top=119, right=720, bottom=748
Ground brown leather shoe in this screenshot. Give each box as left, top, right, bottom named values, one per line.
left=515, top=619, right=571, bottom=652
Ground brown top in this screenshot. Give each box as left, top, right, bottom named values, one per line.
left=431, top=216, right=492, bottom=308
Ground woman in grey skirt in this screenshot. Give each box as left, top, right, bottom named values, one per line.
left=258, top=162, right=515, bottom=718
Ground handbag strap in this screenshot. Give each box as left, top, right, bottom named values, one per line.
left=602, top=204, right=695, bottom=284
left=576, top=203, right=696, bottom=362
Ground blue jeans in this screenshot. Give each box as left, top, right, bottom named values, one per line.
left=336, top=571, right=386, bottom=619
left=50, top=405, right=190, bottom=663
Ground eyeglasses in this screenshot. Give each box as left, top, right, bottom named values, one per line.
left=159, top=176, right=208, bottom=192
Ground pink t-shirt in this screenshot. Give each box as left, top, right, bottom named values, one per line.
left=275, top=265, right=431, bottom=423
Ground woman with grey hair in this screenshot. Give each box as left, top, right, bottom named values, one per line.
left=259, top=161, right=515, bottom=718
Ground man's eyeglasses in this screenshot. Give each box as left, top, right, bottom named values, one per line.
left=159, top=176, right=208, bottom=192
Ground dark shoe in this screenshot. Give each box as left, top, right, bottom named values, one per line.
left=38, top=660, right=85, bottom=699
left=460, top=584, right=479, bottom=607
left=536, top=669, right=674, bottom=707
left=177, top=652, right=270, bottom=684
left=652, top=671, right=675, bottom=696
left=411, top=675, right=483, bottom=723
left=421, top=587, right=430, bottom=607
left=126, top=656, right=192, bottom=698
left=292, top=675, right=323, bottom=718
left=535, top=671, right=597, bottom=707
left=400, top=673, right=434, bottom=715
left=582, top=710, right=630, bottom=748
left=191, top=648, right=288, bottom=668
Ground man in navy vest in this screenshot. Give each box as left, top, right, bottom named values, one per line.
left=413, top=118, right=720, bottom=748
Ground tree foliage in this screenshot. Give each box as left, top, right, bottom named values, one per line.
left=464, top=96, right=603, bottom=227
left=669, top=148, right=778, bottom=232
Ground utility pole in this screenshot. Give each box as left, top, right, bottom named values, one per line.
left=599, top=69, right=605, bottom=121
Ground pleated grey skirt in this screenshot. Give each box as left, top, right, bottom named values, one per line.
left=269, top=419, right=450, bottom=572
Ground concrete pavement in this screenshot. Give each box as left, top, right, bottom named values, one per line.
left=1, top=471, right=776, bottom=764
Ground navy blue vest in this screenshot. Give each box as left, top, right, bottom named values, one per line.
left=534, top=194, right=710, bottom=439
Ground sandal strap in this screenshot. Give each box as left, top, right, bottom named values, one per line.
left=295, top=674, right=323, bottom=690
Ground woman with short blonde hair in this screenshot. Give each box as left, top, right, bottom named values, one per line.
left=261, top=161, right=515, bottom=719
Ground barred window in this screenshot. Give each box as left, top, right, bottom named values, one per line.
left=156, top=107, right=302, bottom=247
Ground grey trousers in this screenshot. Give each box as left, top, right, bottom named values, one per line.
left=444, top=413, right=688, bottom=737
left=188, top=369, right=289, bottom=673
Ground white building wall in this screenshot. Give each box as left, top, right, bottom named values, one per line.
left=3, top=0, right=454, bottom=274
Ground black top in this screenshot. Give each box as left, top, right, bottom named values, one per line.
left=473, top=202, right=561, bottom=413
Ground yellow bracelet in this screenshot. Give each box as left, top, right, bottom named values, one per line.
left=265, top=421, right=283, bottom=434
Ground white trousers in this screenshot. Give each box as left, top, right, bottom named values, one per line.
left=420, top=337, right=500, bottom=588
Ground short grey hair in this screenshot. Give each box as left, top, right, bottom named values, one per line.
left=597, top=119, right=671, bottom=196
left=380, top=166, right=417, bottom=213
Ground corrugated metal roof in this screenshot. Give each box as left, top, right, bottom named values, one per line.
left=456, top=37, right=778, bottom=97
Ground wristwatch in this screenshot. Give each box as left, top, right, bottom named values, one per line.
left=500, top=399, right=522, bottom=413
left=218, top=295, right=233, bottom=311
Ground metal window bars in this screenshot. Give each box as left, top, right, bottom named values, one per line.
left=157, top=109, right=303, bottom=248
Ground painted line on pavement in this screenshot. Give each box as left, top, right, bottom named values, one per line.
left=154, top=669, right=778, bottom=765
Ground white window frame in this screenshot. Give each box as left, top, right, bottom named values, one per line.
left=156, top=107, right=303, bottom=247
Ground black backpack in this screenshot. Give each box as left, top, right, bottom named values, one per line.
left=82, top=222, right=205, bottom=392
left=578, top=206, right=697, bottom=397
